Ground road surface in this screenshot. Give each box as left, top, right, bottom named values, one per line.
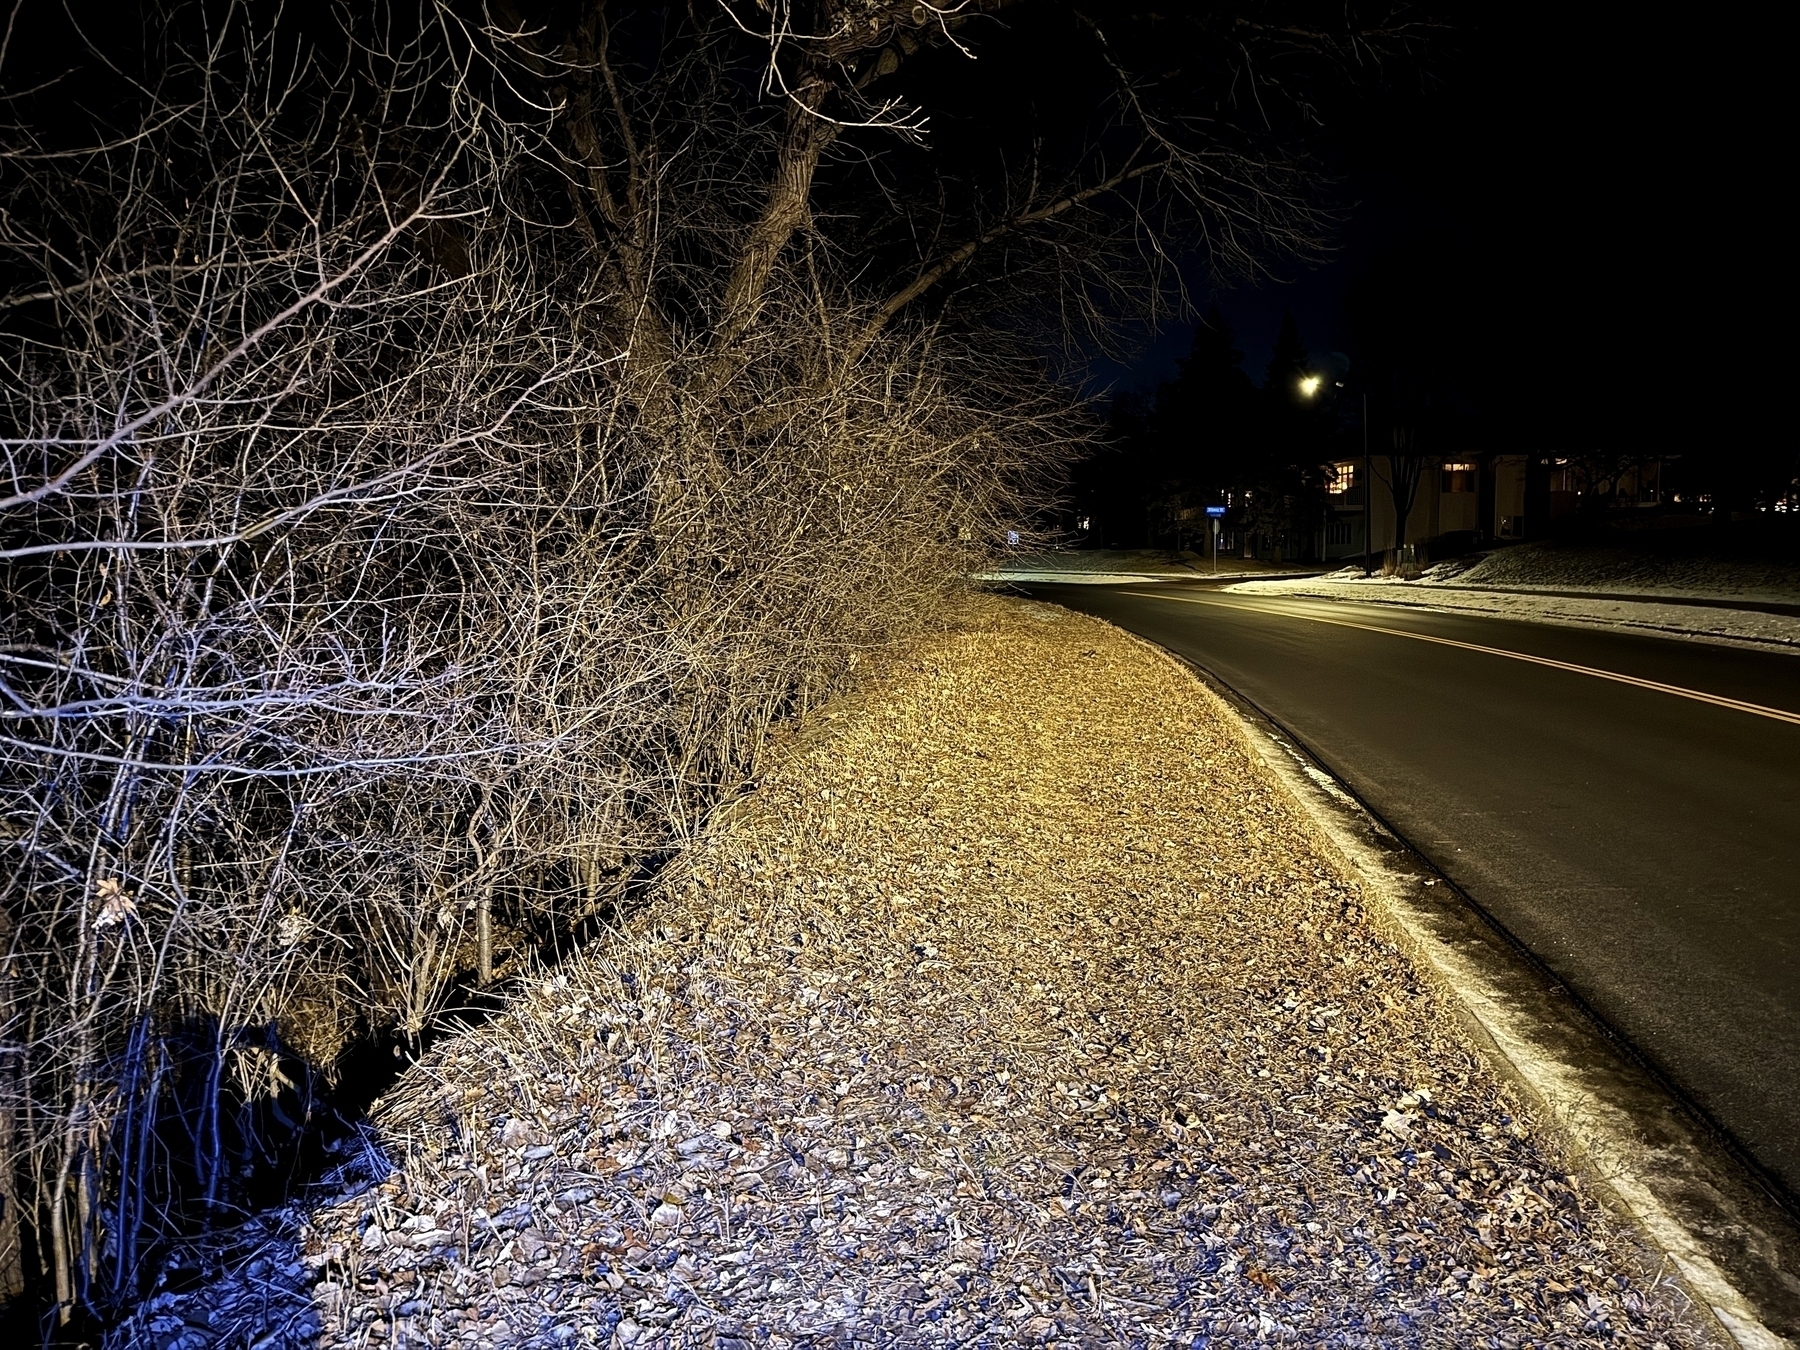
left=1027, top=581, right=1800, bottom=1201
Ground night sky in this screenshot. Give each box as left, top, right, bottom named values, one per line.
left=1088, top=3, right=1763, bottom=460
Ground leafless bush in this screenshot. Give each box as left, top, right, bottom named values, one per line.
left=0, top=7, right=1067, bottom=1317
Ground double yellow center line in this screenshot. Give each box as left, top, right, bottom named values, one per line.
left=1121, top=591, right=1800, bottom=728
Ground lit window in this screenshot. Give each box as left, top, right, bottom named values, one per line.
left=1441, top=462, right=1475, bottom=494
left=1326, top=463, right=1357, bottom=494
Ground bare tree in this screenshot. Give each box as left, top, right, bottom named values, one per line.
left=503, top=1, right=1429, bottom=367
left=0, top=0, right=1412, bottom=1323
left=1378, top=425, right=1431, bottom=568
left=0, top=7, right=1066, bottom=1319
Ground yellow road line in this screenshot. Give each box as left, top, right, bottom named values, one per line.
left=1120, top=591, right=1800, bottom=728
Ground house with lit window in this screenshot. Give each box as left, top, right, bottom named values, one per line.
left=1316, top=453, right=1667, bottom=562
left=1319, top=455, right=1502, bottom=562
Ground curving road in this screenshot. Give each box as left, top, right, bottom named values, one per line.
left=1027, top=580, right=1800, bottom=1201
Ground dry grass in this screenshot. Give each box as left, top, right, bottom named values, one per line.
left=122, top=596, right=1717, bottom=1348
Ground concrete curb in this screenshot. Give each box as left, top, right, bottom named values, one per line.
left=1140, top=639, right=1800, bottom=1349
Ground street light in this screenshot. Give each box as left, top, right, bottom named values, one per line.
left=1298, top=375, right=1321, bottom=398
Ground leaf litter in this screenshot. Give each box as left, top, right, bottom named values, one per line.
left=114, top=596, right=1719, bottom=1348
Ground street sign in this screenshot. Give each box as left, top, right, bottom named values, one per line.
left=1205, top=506, right=1227, bottom=517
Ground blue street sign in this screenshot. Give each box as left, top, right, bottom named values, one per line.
left=1205, top=506, right=1227, bottom=517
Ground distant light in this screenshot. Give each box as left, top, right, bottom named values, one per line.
left=1299, top=375, right=1321, bottom=397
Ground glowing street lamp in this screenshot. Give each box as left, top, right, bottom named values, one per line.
left=1298, top=375, right=1322, bottom=398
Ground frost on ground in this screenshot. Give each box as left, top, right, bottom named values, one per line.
left=978, top=551, right=1312, bottom=585
left=116, top=597, right=1718, bottom=1349
left=1446, top=541, right=1800, bottom=604
left=1230, top=569, right=1800, bottom=651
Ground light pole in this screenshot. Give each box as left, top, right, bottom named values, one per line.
left=1296, top=374, right=1320, bottom=565
left=1301, top=371, right=1371, bottom=575
left=1325, top=378, right=1372, bottom=576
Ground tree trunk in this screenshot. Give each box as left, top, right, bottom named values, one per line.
left=0, top=1065, right=23, bottom=1303
left=708, top=75, right=836, bottom=379
left=477, top=890, right=494, bottom=987
left=1385, top=430, right=1428, bottom=562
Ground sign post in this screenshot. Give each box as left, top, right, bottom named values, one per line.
left=1205, top=506, right=1227, bottom=574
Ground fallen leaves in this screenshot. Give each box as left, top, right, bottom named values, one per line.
left=1244, top=1265, right=1285, bottom=1295
left=93, top=876, right=137, bottom=929
left=118, top=597, right=1719, bottom=1350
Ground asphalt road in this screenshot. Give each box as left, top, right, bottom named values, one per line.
left=1027, top=581, right=1800, bottom=1200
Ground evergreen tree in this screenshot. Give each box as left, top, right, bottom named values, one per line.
left=1156, top=306, right=1254, bottom=486
left=1070, top=308, right=1341, bottom=554
left=1138, top=306, right=1258, bottom=546
left=1243, top=311, right=1338, bottom=557
left=1166, top=306, right=1255, bottom=414
left=1263, top=311, right=1314, bottom=409
left=1067, top=393, right=1157, bottom=547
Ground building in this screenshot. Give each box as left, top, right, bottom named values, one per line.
left=1317, top=453, right=1667, bottom=564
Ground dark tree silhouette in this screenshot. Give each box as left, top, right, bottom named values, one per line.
left=1158, top=306, right=1257, bottom=485
left=1264, top=312, right=1315, bottom=405
left=1083, top=307, right=1343, bottom=557
left=1140, top=307, right=1259, bottom=547
left=1347, top=248, right=1469, bottom=561
left=1234, top=313, right=1338, bottom=557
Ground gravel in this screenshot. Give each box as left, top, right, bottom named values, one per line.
left=112, top=596, right=1719, bottom=1348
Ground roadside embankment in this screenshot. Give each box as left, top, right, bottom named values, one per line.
left=1227, top=538, right=1800, bottom=650
left=1447, top=539, right=1800, bottom=606
left=122, top=597, right=1721, bottom=1348
left=1229, top=569, right=1800, bottom=651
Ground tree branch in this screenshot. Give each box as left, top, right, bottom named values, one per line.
left=844, top=156, right=1165, bottom=367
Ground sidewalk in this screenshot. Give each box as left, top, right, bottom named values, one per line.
left=123, top=597, right=1722, bottom=1348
